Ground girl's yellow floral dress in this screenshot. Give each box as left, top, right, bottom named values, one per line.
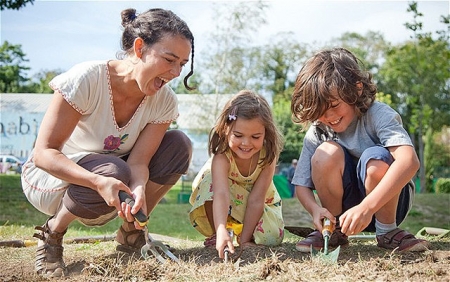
left=189, top=149, right=284, bottom=245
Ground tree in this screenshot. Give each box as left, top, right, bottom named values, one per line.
left=19, top=69, right=62, bottom=93
left=0, top=0, right=33, bottom=10
left=330, top=31, right=391, bottom=86
left=378, top=2, right=450, bottom=192
left=0, top=41, right=30, bottom=92
left=259, top=32, right=308, bottom=100
left=201, top=0, right=269, bottom=94
left=257, top=33, right=309, bottom=163
left=272, top=88, right=305, bottom=163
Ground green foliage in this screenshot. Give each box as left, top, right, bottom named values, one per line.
left=435, top=178, right=450, bottom=194
left=201, top=1, right=269, bottom=94
left=0, top=41, right=30, bottom=92
left=0, top=0, right=34, bottom=10
left=272, top=91, right=305, bottom=163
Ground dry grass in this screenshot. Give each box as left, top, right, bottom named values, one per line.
left=1, top=176, right=449, bottom=281
left=0, top=236, right=449, bottom=281
left=1, top=199, right=449, bottom=282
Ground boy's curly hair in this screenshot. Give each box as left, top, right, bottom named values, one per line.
left=291, top=47, right=377, bottom=128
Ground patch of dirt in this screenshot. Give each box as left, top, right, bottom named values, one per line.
left=1, top=198, right=448, bottom=281
left=0, top=236, right=449, bottom=281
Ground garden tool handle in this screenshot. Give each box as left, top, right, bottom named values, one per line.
left=322, top=217, right=335, bottom=238
left=118, top=191, right=149, bottom=227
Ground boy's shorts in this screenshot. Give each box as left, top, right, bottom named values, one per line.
left=342, top=145, right=414, bottom=232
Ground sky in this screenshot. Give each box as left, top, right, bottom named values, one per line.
left=1, top=0, right=448, bottom=77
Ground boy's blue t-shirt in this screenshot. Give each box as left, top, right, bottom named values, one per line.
left=292, top=101, right=413, bottom=189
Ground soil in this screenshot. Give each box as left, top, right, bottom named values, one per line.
left=0, top=205, right=449, bottom=281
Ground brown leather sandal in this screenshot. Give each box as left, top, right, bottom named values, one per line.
left=33, top=217, right=67, bottom=278
left=115, top=225, right=146, bottom=254
left=376, top=228, right=430, bottom=252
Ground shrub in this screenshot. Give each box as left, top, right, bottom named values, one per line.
left=435, top=178, right=450, bottom=193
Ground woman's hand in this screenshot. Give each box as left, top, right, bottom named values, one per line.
left=117, top=184, right=147, bottom=230
left=95, top=175, right=147, bottom=229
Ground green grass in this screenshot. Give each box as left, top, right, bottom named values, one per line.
left=1, top=174, right=449, bottom=242
left=0, top=174, right=202, bottom=241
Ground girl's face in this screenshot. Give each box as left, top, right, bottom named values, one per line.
left=317, top=91, right=357, bottom=133
left=136, top=34, right=191, bottom=96
left=228, top=117, right=265, bottom=160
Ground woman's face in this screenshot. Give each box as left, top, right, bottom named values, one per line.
left=228, top=117, right=265, bottom=160
left=136, top=34, right=191, bottom=96
left=317, top=90, right=357, bottom=133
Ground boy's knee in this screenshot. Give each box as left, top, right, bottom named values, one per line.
left=312, top=142, right=344, bottom=170
left=366, top=159, right=389, bottom=182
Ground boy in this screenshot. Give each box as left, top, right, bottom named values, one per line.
left=290, top=47, right=429, bottom=252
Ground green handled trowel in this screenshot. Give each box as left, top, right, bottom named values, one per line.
left=310, top=218, right=340, bottom=264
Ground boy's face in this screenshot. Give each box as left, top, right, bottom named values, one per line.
left=317, top=90, right=357, bottom=133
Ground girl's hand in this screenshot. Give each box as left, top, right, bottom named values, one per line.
left=215, top=227, right=234, bottom=259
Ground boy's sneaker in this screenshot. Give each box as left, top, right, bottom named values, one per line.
left=295, top=229, right=349, bottom=253
left=376, top=228, right=430, bottom=252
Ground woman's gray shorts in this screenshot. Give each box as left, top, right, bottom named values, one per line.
left=62, top=129, right=192, bottom=226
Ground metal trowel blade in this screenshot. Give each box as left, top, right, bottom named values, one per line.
left=310, top=245, right=340, bottom=264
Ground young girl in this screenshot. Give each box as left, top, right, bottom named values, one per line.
left=189, top=90, right=285, bottom=259
left=290, top=47, right=429, bottom=252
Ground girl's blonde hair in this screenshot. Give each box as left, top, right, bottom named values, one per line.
left=209, top=90, right=284, bottom=168
left=291, top=47, right=377, bottom=128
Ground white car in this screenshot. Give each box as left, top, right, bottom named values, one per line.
left=0, top=155, right=25, bottom=174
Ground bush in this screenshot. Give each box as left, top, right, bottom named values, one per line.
left=435, top=178, right=450, bottom=193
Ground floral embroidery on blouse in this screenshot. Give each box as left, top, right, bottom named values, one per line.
left=103, top=134, right=129, bottom=153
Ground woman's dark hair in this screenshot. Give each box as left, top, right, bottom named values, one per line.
left=291, top=47, right=377, bottom=127
left=120, top=8, right=195, bottom=90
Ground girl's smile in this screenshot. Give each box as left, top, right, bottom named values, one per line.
left=228, top=117, right=265, bottom=160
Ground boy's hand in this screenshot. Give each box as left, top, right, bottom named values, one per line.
left=339, top=203, right=373, bottom=235
left=311, top=206, right=335, bottom=232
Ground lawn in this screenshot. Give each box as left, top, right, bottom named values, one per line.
left=1, top=174, right=449, bottom=241
left=1, top=174, right=449, bottom=281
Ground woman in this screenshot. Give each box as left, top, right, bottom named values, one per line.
left=21, top=8, right=194, bottom=278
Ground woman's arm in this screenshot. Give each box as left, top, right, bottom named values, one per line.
left=125, top=122, right=170, bottom=215
left=33, top=92, right=132, bottom=212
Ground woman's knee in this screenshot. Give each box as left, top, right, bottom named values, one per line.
left=78, top=154, right=131, bottom=184
left=161, top=130, right=193, bottom=172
